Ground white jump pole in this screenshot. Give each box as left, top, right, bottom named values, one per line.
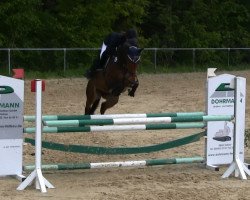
left=222, top=77, right=250, bottom=180
left=17, top=80, right=54, bottom=192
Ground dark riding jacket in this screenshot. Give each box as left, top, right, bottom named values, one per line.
left=104, top=32, right=126, bottom=48
left=103, top=30, right=137, bottom=56
left=103, top=32, right=126, bottom=56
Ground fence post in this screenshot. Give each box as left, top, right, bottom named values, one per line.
left=63, top=48, right=66, bottom=73
left=192, top=48, right=196, bottom=71
left=227, top=48, right=230, bottom=67
left=8, top=49, right=11, bottom=75
left=154, top=48, right=157, bottom=73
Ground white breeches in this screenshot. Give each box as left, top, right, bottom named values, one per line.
left=100, top=42, right=107, bottom=58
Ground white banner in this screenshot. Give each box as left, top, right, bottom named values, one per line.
left=0, top=75, right=24, bottom=176
left=206, top=74, right=244, bottom=166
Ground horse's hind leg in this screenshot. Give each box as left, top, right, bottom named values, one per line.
left=89, top=98, right=101, bottom=114
left=85, top=95, right=101, bottom=115
left=85, top=80, right=100, bottom=115
left=100, top=96, right=119, bottom=114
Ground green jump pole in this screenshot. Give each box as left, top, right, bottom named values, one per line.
left=43, top=115, right=234, bottom=127
left=24, top=156, right=204, bottom=171
left=24, top=122, right=206, bottom=133
left=24, top=111, right=206, bottom=122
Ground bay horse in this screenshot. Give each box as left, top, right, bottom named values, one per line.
left=85, top=39, right=143, bottom=115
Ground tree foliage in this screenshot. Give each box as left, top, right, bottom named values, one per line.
left=0, top=0, right=250, bottom=71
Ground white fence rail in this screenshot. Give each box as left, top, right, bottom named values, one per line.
left=1, top=47, right=250, bottom=74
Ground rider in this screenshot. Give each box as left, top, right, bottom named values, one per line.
left=84, top=29, right=137, bottom=78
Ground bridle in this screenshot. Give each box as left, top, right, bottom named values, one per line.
left=123, top=46, right=142, bottom=85
left=127, top=46, right=141, bottom=64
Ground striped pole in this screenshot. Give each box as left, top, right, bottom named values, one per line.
left=24, top=122, right=206, bottom=133
left=24, top=156, right=204, bottom=171
left=24, top=111, right=205, bottom=122
left=43, top=115, right=234, bottom=127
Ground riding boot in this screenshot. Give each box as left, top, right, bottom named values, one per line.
left=99, top=52, right=109, bottom=69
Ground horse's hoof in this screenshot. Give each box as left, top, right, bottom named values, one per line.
left=128, top=91, right=135, bottom=97
left=30, top=151, right=45, bottom=156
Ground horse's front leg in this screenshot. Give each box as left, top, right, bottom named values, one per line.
left=111, top=83, right=124, bottom=96
left=128, top=78, right=139, bottom=97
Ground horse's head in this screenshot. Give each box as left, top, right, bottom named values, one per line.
left=127, top=46, right=143, bottom=68
left=126, top=44, right=143, bottom=84
left=117, top=39, right=143, bottom=85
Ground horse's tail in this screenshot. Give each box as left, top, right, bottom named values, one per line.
left=84, top=70, right=92, bottom=79
left=84, top=57, right=101, bottom=79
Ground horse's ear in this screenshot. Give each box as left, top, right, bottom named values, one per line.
left=138, top=48, right=144, bottom=53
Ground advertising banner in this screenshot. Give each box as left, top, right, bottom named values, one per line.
left=0, top=75, right=24, bottom=176
left=206, top=74, right=244, bottom=166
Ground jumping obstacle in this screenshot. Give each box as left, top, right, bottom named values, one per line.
left=24, top=156, right=204, bottom=171
left=24, top=111, right=206, bottom=122
left=42, top=115, right=234, bottom=127
left=11, top=68, right=249, bottom=193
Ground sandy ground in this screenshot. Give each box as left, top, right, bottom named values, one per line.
left=1, top=70, right=250, bottom=200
